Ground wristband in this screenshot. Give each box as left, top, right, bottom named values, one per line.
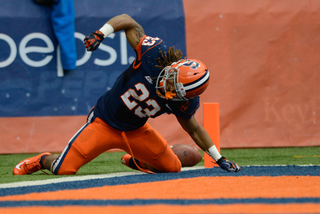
left=99, top=23, right=114, bottom=38
left=205, top=145, right=222, bottom=161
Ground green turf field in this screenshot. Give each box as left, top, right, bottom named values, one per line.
left=0, top=147, right=319, bottom=184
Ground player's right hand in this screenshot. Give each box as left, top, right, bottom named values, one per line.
left=217, top=157, right=241, bottom=172
left=84, top=31, right=104, bottom=51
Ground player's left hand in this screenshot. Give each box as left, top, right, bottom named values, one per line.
left=217, top=157, right=241, bottom=172
left=84, top=31, right=104, bottom=51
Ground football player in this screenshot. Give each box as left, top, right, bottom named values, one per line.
left=13, top=14, right=240, bottom=175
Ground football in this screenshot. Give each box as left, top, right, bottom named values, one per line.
left=170, top=144, right=203, bottom=167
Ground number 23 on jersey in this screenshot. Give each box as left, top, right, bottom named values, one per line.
left=121, top=83, right=161, bottom=118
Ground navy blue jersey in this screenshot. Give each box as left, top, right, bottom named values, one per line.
left=94, top=35, right=200, bottom=131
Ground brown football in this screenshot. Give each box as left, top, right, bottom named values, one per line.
left=170, top=144, right=203, bottom=167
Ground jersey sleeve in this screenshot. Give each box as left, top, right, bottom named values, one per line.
left=133, top=35, right=164, bottom=69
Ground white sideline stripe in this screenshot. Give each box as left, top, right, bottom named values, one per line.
left=2, top=165, right=318, bottom=189
left=0, top=172, right=143, bottom=189
left=0, top=166, right=204, bottom=189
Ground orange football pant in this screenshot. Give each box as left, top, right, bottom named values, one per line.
left=52, top=117, right=181, bottom=175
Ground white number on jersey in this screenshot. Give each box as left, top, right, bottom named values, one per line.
left=121, top=83, right=161, bottom=118
left=142, top=36, right=160, bottom=46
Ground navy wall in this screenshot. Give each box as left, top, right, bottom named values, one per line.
left=0, top=0, right=186, bottom=117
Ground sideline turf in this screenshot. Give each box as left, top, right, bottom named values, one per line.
left=0, top=147, right=319, bottom=184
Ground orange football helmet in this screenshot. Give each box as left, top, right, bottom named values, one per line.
left=156, top=59, right=210, bottom=101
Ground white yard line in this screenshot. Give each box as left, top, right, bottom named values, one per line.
left=0, top=172, right=143, bottom=189
left=1, top=165, right=318, bottom=189
left=0, top=166, right=205, bottom=189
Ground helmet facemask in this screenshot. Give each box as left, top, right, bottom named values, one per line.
left=156, top=65, right=187, bottom=101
